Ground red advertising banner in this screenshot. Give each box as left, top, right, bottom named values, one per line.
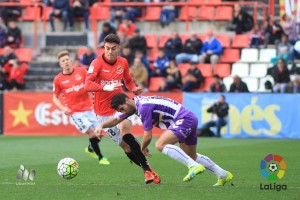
left=3, top=92, right=182, bottom=136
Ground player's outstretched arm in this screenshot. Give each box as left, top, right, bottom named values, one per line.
left=95, top=116, right=124, bottom=139
left=141, top=130, right=153, bottom=157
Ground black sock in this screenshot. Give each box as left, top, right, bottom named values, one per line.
left=89, top=137, right=103, bottom=160
left=123, top=134, right=151, bottom=171
left=125, top=152, right=140, bottom=167
left=88, top=145, right=94, bottom=152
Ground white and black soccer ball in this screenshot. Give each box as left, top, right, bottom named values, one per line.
left=268, top=163, right=278, bottom=172
left=57, top=158, right=79, bottom=179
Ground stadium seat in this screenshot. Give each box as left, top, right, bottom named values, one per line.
left=222, top=76, right=233, bottom=90
left=22, top=6, right=41, bottom=21
left=258, top=75, right=274, bottom=92
left=144, top=7, right=161, bottom=20
left=240, top=48, right=259, bottom=62
left=249, top=64, right=268, bottom=78
left=232, top=34, right=249, bottom=48
left=215, top=34, right=231, bottom=48
left=178, top=6, right=197, bottom=20
left=215, top=6, right=233, bottom=21
left=148, top=77, right=166, bottom=91
left=158, top=34, right=171, bottom=48
left=89, top=7, right=110, bottom=20
left=214, top=64, right=231, bottom=78
left=258, top=49, right=277, bottom=62
left=178, top=63, right=190, bottom=76
left=148, top=48, right=159, bottom=62
left=42, top=6, right=53, bottom=21
left=220, top=49, right=240, bottom=63
left=231, top=63, right=249, bottom=77
left=144, top=34, right=158, bottom=48
left=242, top=77, right=259, bottom=92
left=15, top=48, right=32, bottom=62
left=197, top=64, right=213, bottom=77
left=77, top=47, right=87, bottom=59
left=179, top=34, right=190, bottom=44
left=203, top=76, right=215, bottom=91
left=0, top=48, right=3, bottom=55
left=198, top=6, right=215, bottom=20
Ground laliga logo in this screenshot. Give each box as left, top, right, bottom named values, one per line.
left=260, top=154, right=287, bottom=191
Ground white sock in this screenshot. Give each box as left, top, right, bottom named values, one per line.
left=196, top=153, right=227, bottom=179
left=162, top=144, right=198, bottom=168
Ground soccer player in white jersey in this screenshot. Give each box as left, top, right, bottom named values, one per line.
left=95, top=93, right=233, bottom=185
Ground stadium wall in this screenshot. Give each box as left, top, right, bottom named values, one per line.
left=2, top=92, right=300, bottom=139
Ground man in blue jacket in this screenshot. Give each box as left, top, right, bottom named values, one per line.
left=199, top=30, right=222, bottom=74
left=49, top=0, right=70, bottom=32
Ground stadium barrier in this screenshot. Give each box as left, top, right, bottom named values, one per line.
left=184, top=93, right=300, bottom=139
left=0, top=92, right=3, bottom=135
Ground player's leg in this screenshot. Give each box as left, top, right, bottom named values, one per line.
left=119, top=119, right=160, bottom=184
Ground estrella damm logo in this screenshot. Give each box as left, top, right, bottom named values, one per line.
left=260, top=154, right=286, bottom=180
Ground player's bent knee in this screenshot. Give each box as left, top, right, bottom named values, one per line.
left=155, top=140, right=166, bottom=152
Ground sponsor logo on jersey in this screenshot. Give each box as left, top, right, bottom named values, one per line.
left=65, top=83, right=84, bottom=93
left=100, top=79, right=121, bottom=85
left=88, top=65, right=94, bottom=73
left=62, top=80, right=69, bottom=84
left=103, top=69, right=110, bottom=73
left=116, top=66, right=123, bottom=74
left=75, top=74, right=82, bottom=81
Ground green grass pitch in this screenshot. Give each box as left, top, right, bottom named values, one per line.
left=0, top=136, right=299, bottom=200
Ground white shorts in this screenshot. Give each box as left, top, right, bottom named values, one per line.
left=97, top=112, right=133, bottom=145
left=70, top=110, right=99, bottom=134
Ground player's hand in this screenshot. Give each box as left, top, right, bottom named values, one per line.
left=113, top=83, right=123, bottom=90
left=94, top=125, right=103, bottom=140
left=133, top=87, right=143, bottom=95
left=141, top=147, right=152, bottom=157
left=62, top=108, right=71, bottom=115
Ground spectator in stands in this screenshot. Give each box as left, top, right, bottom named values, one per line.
left=175, top=32, right=202, bottom=64
left=89, top=0, right=98, bottom=6
left=129, top=57, right=149, bottom=87
left=123, top=0, right=143, bottom=22
left=199, top=30, right=222, bottom=74
left=282, top=14, right=298, bottom=44
left=7, top=60, right=28, bottom=91
left=118, top=17, right=136, bottom=38
left=158, top=80, right=169, bottom=92
left=69, top=0, right=90, bottom=32
left=98, top=22, right=117, bottom=48
left=264, top=16, right=283, bottom=48
left=230, top=4, right=253, bottom=34
left=248, top=23, right=263, bottom=48
left=0, top=1, right=22, bottom=26
left=134, top=50, right=152, bottom=77
left=120, top=45, right=134, bottom=66
left=181, top=62, right=204, bottom=92
left=290, top=40, right=300, bottom=62
left=0, top=45, right=18, bottom=68
left=271, top=58, right=290, bottom=93
left=209, top=75, right=226, bottom=92
left=128, top=28, right=147, bottom=55
left=49, top=0, right=70, bottom=32
left=165, top=60, right=182, bottom=90
left=73, top=57, right=85, bottom=68
left=5, top=21, right=21, bottom=48
left=153, top=49, right=169, bottom=77
left=164, top=31, right=182, bottom=59
left=201, top=95, right=229, bottom=137
left=80, top=47, right=97, bottom=67
left=0, top=46, right=18, bottom=90
left=160, top=0, right=177, bottom=28
left=229, top=75, right=249, bottom=93
left=0, top=19, right=7, bottom=48
left=110, top=0, right=126, bottom=28
left=284, top=75, right=300, bottom=93
left=43, top=0, right=54, bottom=6
left=271, top=34, right=291, bottom=65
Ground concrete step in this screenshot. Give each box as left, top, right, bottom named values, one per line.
left=29, top=61, right=58, bottom=68
left=25, top=80, right=53, bottom=91
left=46, top=32, right=88, bottom=46
left=24, top=75, right=54, bottom=81
left=27, top=67, right=61, bottom=76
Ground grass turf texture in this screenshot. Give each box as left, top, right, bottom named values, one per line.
left=0, top=136, right=299, bottom=200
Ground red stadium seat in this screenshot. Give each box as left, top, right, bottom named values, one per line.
left=220, top=49, right=240, bottom=63
left=178, top=6, right=197, bottom=20
left=197, top=64, right=213, bottom=77
left=77, top=47, right=87, bottom=59
left=144, top=34, right=158, bottom=48
left=214, top=64, right=231, bottom=78
left=198, top=6, right=215, bottom=20
left=158, top=34, right=171, bottom=48
left=22, top=6, right=41, bottom=21
left=215, top=6, right=233, bottom=21
left=42, top=6, right=52, bottom=21
left=232, top=34, right=249, bottom=48
left=178, top=63, right=190, bottom=77
left=15, top=48, right=32, bottom=62
left=89, top=7, right=110, bottom=20
left=203, top=76, right=215, bottom=91
left=215, top=34, right=231, bottom=48
left=144, top=7, right=161, bottom=21
left=148, top=77, right=166, bottom=91
left=0, top=48, right=3, bottom=55
left=148, top=48, right=159, bottom=62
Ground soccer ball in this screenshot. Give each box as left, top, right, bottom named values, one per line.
left=268, top=163, right=278, bottom=172
left=57, top=158, right=79, bottom=179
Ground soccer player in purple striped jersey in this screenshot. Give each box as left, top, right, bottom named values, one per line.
left=95, top=93, right=233, bottom=185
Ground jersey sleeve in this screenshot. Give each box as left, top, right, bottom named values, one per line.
left=122, top=60, right=137, bottom=91
left=53, top=77, right=61, bottom=95
left=84, top=60, right=105, bottom=92
left=139, top=105, right=153, bottom=131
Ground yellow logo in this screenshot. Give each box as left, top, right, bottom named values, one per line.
left=9, top=102, right=32, bottom=126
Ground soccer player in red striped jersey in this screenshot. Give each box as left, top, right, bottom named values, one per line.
left=53, top=51, right=110, bottom=165
left=85, top=34, right=160, bottom=184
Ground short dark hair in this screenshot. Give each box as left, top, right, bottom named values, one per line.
left=104, top=34, right=120, bottom=45
left=220, top=95, right=225, bottom=100
left=57, top=50, right=69, bottom=60
left=111, top=93, right=129, bottom=110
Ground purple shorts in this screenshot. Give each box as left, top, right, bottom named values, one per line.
left=168, top=107, right=198, bottom=145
